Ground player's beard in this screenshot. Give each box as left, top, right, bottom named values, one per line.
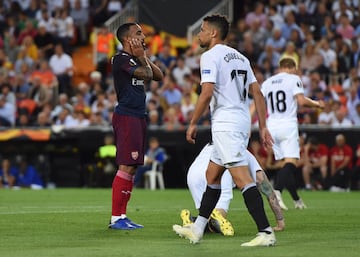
left=199, top=41, right=208, bottom=49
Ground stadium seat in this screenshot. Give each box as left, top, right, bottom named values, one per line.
left=144, top=160, right=165, bottom=190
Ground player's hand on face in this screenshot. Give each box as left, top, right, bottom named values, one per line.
left=129, top=38, right=145, bottom=58
left=186, top=124, right=197, bottom=144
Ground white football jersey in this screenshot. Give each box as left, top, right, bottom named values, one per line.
left=261, top=72, right=304, bottom=125
left=200, top=44, right=257, bottom=132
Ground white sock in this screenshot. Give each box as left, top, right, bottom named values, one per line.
left=111, top=214, right=126, bottom=223
left=193, top=216, right=207, bottom=235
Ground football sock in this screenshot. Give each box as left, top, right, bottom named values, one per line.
left=242, top=184, right=271, bottom=232
left=283, top=163, right=300, bottom=201
left=112, top=170, right=134, bottom=216
left=198, top=185, right=221, bottom=219
left=275, top=167, right=286, bottom=192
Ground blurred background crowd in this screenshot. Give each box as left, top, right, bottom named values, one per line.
left=0, top=0, right=360, bottom=190
left=0, top=0, right=360, bottom=130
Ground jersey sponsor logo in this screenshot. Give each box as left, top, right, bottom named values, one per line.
left=129, top=59, right=137, bottom=66
left=224, top=52, right=245, bottom=63
left=297, top=81, right=303, bottom=88
left=131, top=151, right=139, bottom=160
left=202, top=69, right=211, bottom=74
left=132, top=78, right=145, bottom=86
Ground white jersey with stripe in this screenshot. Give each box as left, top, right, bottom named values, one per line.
left=200, top=44, right=257, bottom=132
left=261, top=72, right=304, bottom=126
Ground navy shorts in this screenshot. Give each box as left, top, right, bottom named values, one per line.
left=112, top=113, right=146, bottom=166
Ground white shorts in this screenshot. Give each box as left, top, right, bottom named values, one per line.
left=269, top=122, right=300, bottom=160
left=187, top=143, right=262, bottom=212
left=211, top=131, right=249, bottom=168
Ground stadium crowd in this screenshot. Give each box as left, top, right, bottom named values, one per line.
left=0, top=0, right=359, bottom=190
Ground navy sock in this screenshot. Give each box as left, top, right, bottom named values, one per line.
left=198, top=186, right=221, bottom=219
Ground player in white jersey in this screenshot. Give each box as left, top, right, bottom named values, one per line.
left=261, top=57, right=324, bottom=210
left=179, top=143, right=285, bottom=235
left=173, top=14, right=276, bottom=247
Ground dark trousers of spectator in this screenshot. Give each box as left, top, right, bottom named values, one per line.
left=350, top=166, right=360, bottom=190
left=56, top=74, right=73, bottom=96
left=328, top=168, right=351, bottom=189
left=0, top=116, right=11, bottom=127
left=134, top=165, right=152, bottom=187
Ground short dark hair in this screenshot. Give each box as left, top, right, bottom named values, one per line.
left=279, top=57, right=297, bottom=69
left=203, top=14, right=230, bottom=40
left=116, top=22, right=137, bottom=43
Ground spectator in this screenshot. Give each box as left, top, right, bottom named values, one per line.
left=336, top=13, right=354, bottom=41
left=160, top=73, right=182, bottom=109
left=49, top=43, right=74, bottom=96
left=30, top=60, right=58, bottom=98
left=346, top=81, right=360, bottom=122
left=90, top=111, right=109, bottom=126
left=157, top=42, right=177, bottom=72
left=107, top=0, right=123, bottom=17
left=12, top=156, right=44, bottom=189
left=54, top=106, right=76, bottom=127
left=75, top=82, right=92, bottom=106
left=90, top=26, right=115, bottom=80
left=25, top=0, right=39, bottom=19
left=318, top=100, right=336, bottom=125
left=35, top=111, right=52, bottom=127
left=90, top=0, right=110, bottom=27
left=351, top=102, right=360, bottom=125
left=280, top=41, right=299, bottom=66
left=14, top=45, right=34, bottom=73
left=3, top=33, right=20, bottom=64
left=0, top=94, right=15, bottom=127
left=334, top=1, right=353, bottom=23
left=172, top=56, right=191, bottom=89
left=16, top=112, right=32, bottom=127
left=317, top=38, right=338, bottom=75
left=147, top=109, right=161, bottom=130
left=0, top=48, right=14, bottom=71
left=72, top=108, right=90, bottom=128
left=0, top=158, right=17, bottom=188
left=266, top=5, right=284, bottom=29
left=1, top=82, right=16, bottom=106
left=10, top=73, right=31, bottom=101
left=247, top=18, right=267, bottom=50
left=245, top=2, right=267, bottom=28
left=34, top=21, right=56, bottom=60
left=37, top=8, right=57, bottom=34
left=91, top=90, right=110, bottom=115
left=329, top=134, right=353, bottom=191
left=299, top=42, right=324, bottom=74
left=181, top=91, right=195, bottom=123
left=70, top=0, right=90, bottom=46
left=161, top=106, right=184, bottom=131
left=265, top=27, right=287, bottom=53
left=51, top=93, right=73, bottom=121
left=281, top=10, right=304, bottom=41
left=257, top=43, right=280, bottom=72
left=27, top=75, right=51, bottom=115
left=21, top=36, right=39, bottom=63
left=54, top=8, right=75, bottom=55
left=331, top=109, right=353, bottom=127
left=302, top=137, right=329, bottom=190
left=134, top=137, right=167, bottom=187
left=17, top=19, right=37, bottom=45
left=350, top=144, right=360, bottom=190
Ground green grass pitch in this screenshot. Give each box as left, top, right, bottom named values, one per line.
left=0, top=188, right=359, bottom=257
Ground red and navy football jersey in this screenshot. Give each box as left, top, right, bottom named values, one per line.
left=112, top=50, right=146, bottom=118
